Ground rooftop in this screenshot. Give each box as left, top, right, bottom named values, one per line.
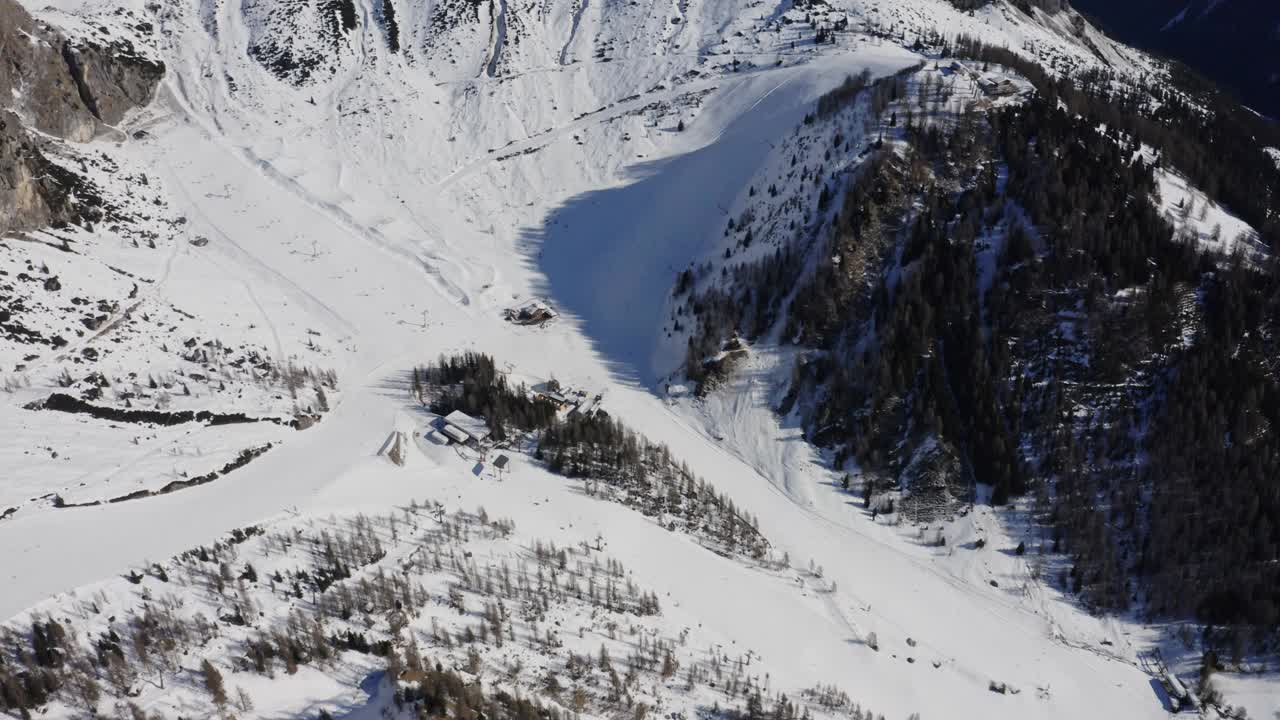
left=443, top=410, right=491, bottom=441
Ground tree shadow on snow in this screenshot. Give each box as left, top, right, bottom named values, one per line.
left=369, top=369, right=438, bottom=419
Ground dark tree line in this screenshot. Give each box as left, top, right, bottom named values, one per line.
left=946, top=0, right=1066, bottom=13
left=415, top=352, right=560, bottom=440
left=537, top=414, right=770, bottom=559
left=415, top=354, right=771, bottom=560
left=681, top=69, right=923, bottom=392
left=951, top=34, right=1280, bottom=248
left=1140, top=260, right=1280, bottom=628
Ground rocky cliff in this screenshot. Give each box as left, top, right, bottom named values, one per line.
left=0, top=0, right=163, bottom=234
left=0, top=111, right=90, bottom=235
left=0, top=0, right=97, bottom=142
left=63, top=34, right=166, bottom=127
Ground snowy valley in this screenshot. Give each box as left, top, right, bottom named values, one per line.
left=1, top=0, right=1278, bottom=719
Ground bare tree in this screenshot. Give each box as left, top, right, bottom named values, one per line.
left=201, top=659, right=227, bottom=707
left=235, top=686, right=255, bottom=714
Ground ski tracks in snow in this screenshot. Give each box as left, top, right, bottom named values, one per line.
left=242, top=148, right=474, bottom=311
left=434, top=73, right=730, bottom=190
left=162, top=0, right=473, bottom=329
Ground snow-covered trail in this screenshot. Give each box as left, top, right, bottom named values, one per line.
left=0, top=112, right=460, bottom=614
left=2, top=10, right=750, bottom=615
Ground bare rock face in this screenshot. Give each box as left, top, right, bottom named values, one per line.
left=0, top=0, right=161, bottom=234
left=897, top=437, right=967, bottom=524
left=63, top=35, right=166, bottom=126
left=0, top=111, right=85, bottom=234
left=0, top=0, right=165, bottom=139
left=0, top=0, right=97, bottom=141
left=0, top=112, right=48, bottom=232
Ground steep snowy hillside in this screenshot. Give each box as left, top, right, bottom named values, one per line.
left=665, top=15, right=1280, bottom=720
left=1, top=0, right=1276, bottom=718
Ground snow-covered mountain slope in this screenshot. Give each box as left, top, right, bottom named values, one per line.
left=650, top=26, right=1280, bottom=720
left=1154, top=167, right=1267, bottom=259
left=1, top=0, right=1275, bottom=718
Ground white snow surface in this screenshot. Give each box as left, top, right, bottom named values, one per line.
left=1155, top=168, right=1266, bottom=259
left=1, top=0, right=1273, bottom=717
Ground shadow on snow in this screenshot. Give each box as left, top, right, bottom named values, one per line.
left=521, top=70, right=833, bottom=389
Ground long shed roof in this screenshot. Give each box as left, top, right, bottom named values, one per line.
left=441, top=425, right=471, bottom=443
left=444, top=410, right=491, bottom=441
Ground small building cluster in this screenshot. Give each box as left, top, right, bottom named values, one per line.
left=534, top=387, right=571, bottom=408
left=977, top=78, right=1020, bottom=98
left=504, top=299, right=559, bottom=326
left=422, top=378, right=602, bottom=460
left=534, top=382, right=601, bottom=418
left=436, top=410, right=492, bottom=446
left=944, top=62, right=1022, bottom=98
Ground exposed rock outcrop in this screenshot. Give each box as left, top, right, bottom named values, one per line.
left=897, top=437, right=968, bottom=524
left=0, top=110, right=98, bottom=235
left=945, top=0, right=1068, bottom=13
left=0, top=0, right=163, bottom=234
left=0, top=0, right=164, bottom=138
left=0, top=0, right=97, bottom=141
left=63, top=35, right=166, bottom=126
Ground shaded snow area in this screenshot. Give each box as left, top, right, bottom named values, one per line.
left=1154, top=168, right=1266, bottom=260
left=0, top=0, right=1274, bottom=718
left=537, top=51, right=919, bottom=385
